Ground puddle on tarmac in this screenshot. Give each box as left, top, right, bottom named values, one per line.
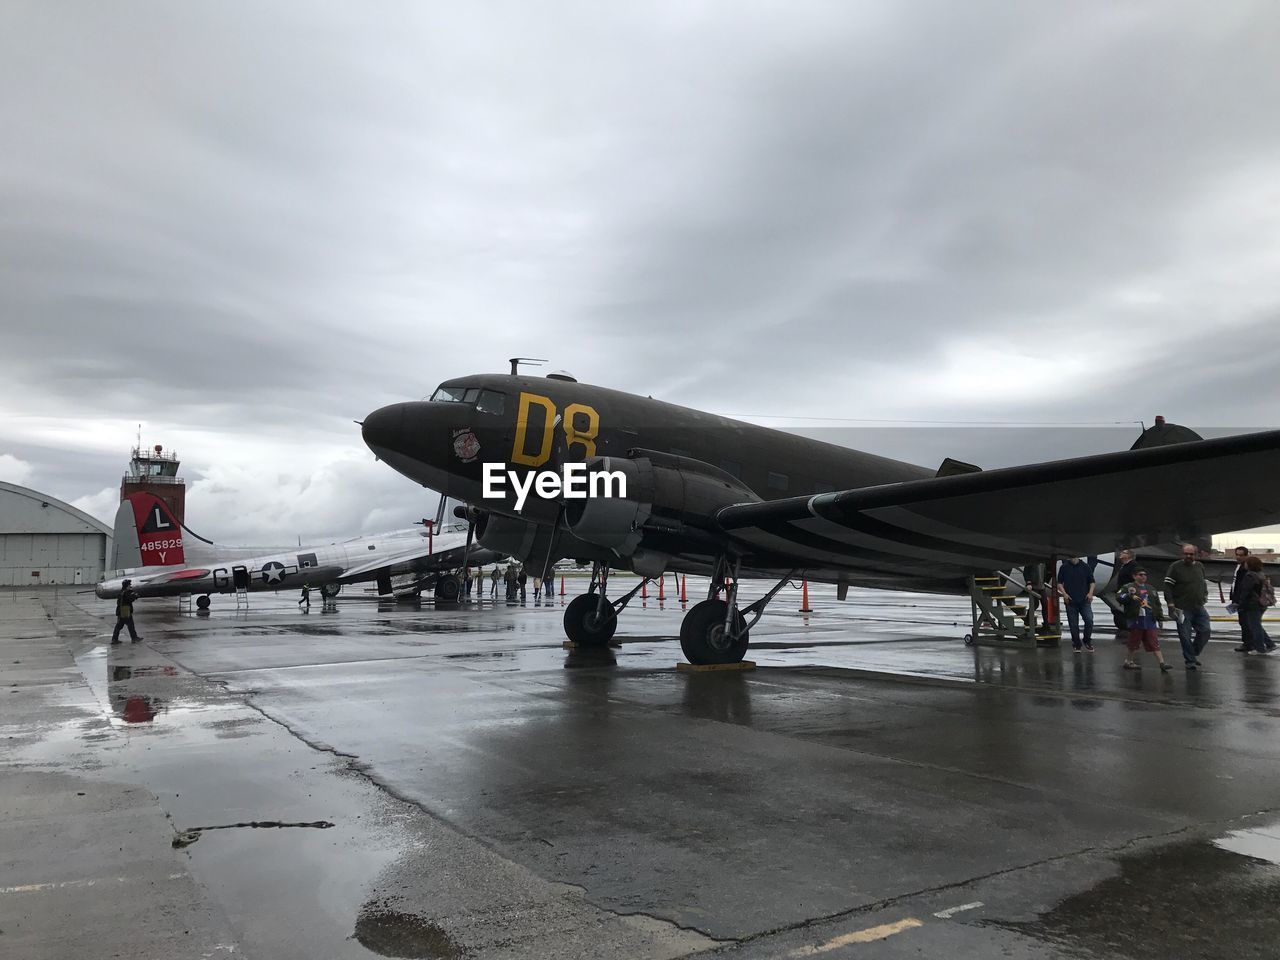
left=354, top=902, right=464, bottom=958
left=992, top=830, right=1280, bottom=958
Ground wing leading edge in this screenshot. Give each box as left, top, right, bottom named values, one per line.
left=715, top=428, right=1280, bottom=575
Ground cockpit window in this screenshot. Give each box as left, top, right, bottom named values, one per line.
left=430, top=385, right=468, bottom=403
left=430, top=385, right=481, bottom=403
left=430, top=384, right=504, bottom=414
left=476, top=389, right=505, bottom=415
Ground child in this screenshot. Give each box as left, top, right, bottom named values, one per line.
left=1117, top=568, right=1171, bottom=672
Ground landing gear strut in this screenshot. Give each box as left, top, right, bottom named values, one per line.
left=678, top=560, right=797, bottom=665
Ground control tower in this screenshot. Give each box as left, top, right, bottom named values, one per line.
left=120, top=442, right=185, bottom=526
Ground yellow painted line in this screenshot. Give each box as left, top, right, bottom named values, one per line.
left=789, top=918, right=924, bottom=956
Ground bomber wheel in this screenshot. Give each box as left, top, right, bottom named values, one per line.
left=320, top=583, right=342, bottom=599
left=196, top=595, right=211, bottom=610
left=434, top=574, right=461, bottom=603
left=679, top=599, right=749, bottom=665
left=564, top=593, right=617, bottom=647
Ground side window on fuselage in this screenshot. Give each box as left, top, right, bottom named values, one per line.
left=476, top=390, right=505, bottom=415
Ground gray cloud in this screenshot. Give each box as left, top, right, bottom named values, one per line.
left=3, top=1, right=1279, bottom=543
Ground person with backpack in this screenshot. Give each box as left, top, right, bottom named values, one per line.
left=111, top=579, right=142, bottom=645
left=489, top=566, right=500, bottom=598
left=1238, top=555, right=1275, bottom=655
left=1118, top=568, right=1172, bottom=672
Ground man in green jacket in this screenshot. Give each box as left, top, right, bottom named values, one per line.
left=1164, top=546, right=1211, bottom=670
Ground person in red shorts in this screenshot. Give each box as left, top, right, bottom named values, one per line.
left=1117, top=568, right=1172, bottom=672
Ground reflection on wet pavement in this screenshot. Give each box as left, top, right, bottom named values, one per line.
left=10, top=580, right=1280, bottom=959
left=355, top=901, right=465, bottom=959
left=994, top=834, right=1280, bottom=959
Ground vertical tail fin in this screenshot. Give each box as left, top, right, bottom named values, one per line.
left=117, top=493, right=187, bottom=568
left=109, top=501, right=143, bottom=572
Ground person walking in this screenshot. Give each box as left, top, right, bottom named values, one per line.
left=1057, top=557, right=1096, bottom=652
left=1118, top=568, right=1172, bottom=672
left=1164, top=546, right=1210, bottom=669
left=298, top=584, right=311, bottom=611
left=504, top=564, right=517, bottom=600
left=1231, top=547, right=1275, bottom=652
left=1238, top=555, right=1274, bottom=655
left=517, top=566, right=528, bottom=602
left=489, top=566, right=500, bottom=598
left=463, top=567, right=473, bottom=598
left=111, top=580, right=141, bottom=645
left=544, top=574, right=555, bottom=599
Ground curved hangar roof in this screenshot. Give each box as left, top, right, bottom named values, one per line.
left=0, top=482, right=112, bottom=536
left=0, top=481, right=112, bottom=586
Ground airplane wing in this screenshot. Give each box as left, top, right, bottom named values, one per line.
left=335, top=534, right=477, bottom=583
left=715, top=429, right=1280, bottom=576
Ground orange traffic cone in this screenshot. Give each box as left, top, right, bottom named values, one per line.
left=560, top=575, right=565, bottom=597
left=800, top=579, right=813, bottom=613
left=680, top=575, right=688, bottom=604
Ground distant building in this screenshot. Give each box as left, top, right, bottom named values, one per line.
left=0, top=482, right=112, bottom=586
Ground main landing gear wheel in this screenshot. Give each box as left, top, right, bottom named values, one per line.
left=564, top=594, right=617, bottom=647
left=680, top=599, right=749, bottom=665
left=196, top=595, right=211, bottom=610
left=434, top=574, right=461, bottom=603
left=320, top=583, right=342, bottom=599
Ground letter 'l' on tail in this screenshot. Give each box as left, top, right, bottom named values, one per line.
left=111, top=493, right=187, bottom=570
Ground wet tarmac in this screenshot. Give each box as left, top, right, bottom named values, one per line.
left=4, top=579, right=1280, bottom=958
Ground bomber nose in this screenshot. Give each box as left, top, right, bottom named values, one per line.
left=361, top=403, right=409, bottom=456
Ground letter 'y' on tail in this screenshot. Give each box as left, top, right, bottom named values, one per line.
left=111, top=493, right=187, bottom=570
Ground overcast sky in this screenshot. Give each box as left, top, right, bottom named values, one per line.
left=2, top=2, right=1279, bottom=545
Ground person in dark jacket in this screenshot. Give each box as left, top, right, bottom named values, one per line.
left=1118, top=569, right=1171, bottom=672
left=111, top=580, right=141, bottom=645
left=1231, top=547, right=1275, bottom=652
left=517, top=566, right=528, bottom=602
left=1057, top=557, right=1096, bottom=651
left=1238, top=555, right=1272, bottom=655
left=1164, top=546, right=1210, bottom=669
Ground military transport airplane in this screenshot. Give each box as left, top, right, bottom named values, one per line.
left=97, top=492, right=500, bottom=607
left=361, top=371, right=1280, bottom=664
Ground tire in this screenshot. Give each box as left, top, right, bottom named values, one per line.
left=196, top=595, right=211, bottom=610
left=679, top=599, right=749, bottom=665
left=434, top=574, right=461, bottom=603
left=563, top=593, right=617, bottom=647
left=320, top=583, right=342, bottom=599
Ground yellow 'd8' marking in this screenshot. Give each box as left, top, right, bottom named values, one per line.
left=562, top=403, right=599, bottom=458
left=512, top=393, right=557, bottom=466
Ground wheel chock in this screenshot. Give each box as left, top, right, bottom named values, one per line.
left=676, top=660, right=757, bottom=672
left=562, top=641, right=576, bottom=649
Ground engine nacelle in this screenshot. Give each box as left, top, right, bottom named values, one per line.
left=474, top=512, right=609, bottom=568
left=565, top=453, right=759, bottom=557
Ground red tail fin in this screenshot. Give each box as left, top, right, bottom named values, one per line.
left=126, top=493, right=187, bottom=567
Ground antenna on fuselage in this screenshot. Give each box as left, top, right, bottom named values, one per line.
left=508, top=357, right=548, bottom=376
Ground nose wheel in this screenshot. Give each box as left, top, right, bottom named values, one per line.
left=680, top=599, right=749, bottom=664
left=564, top=593, right=618, bottom=647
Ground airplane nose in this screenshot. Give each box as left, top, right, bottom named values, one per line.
left=361, top=403, right=409, bottom=456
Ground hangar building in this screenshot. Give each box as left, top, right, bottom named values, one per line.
left=0, top=481, right=112, bottom=586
